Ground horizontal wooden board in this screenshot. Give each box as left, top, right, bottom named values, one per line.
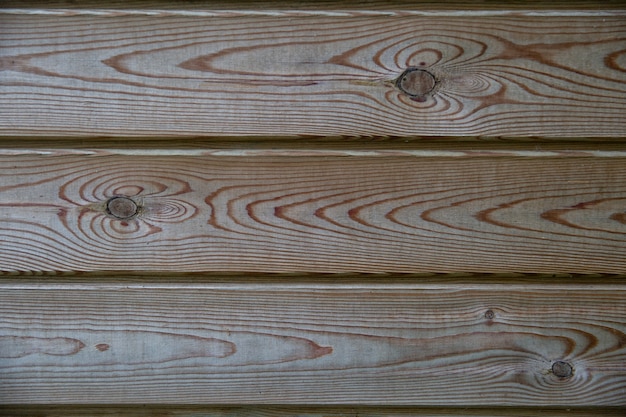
left=2, top=405, right=626, bottom=417
left=0, top=153, right=625, bottom=273
left=1, top=12, right=625, bottom=137
left=1, top=283, right=625, bottom=404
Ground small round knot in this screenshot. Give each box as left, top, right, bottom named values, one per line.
left=106, top=196, right=138, bottom=220
left=396, top=68, right=436, bottom=99
left=552, top=361, right=573, bottom=378
left=484, top=309, right=495, bottom=320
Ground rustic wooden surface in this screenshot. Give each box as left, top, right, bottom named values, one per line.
left=1, top=2, right=625, bottom=411
left=0, top=153, right=624, bottom=273
left=1, top=11, right=625, bottom=137
left=1, top=282, right=625, bottom=405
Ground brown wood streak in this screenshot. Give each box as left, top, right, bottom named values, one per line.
left=0, top=154, right=625, bottom=273
left=0, top=13, right=625, bottom=137
left=0, top=284, right=625, bottom=404
left=0, top=336, right=85, bottom=358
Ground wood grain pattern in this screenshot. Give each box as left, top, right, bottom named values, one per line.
left=2, top=2, right=626, bottom=410
left=1, top=154, right=625, bottom=273
left=1, top=12, right=625, bottom=137
left=1, top=283, right=625, bottom=404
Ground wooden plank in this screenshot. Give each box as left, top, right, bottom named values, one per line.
left=0, top=153, right=625, bottom=273
left=2, top=405, right=626, bottom=417
left=1, top=282, right=625, bottom=404
left=1, top=11, right=625, bottom=137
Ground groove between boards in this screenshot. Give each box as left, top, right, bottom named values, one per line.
left=0, top=405, right=625, bottom=417
left=3, top=8, right=626, bottom=17
left=1, top=139, right=626, bottom=157
left=1, top=273, right=625, bottom=289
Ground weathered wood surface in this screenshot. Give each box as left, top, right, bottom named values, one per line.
left=0, top=153, right=624, bottom=273
left=1, top=2, right=626, bottom=411
left=1, top=11, right=625, bottom=137
left=1, top=283, right=625, bottom=405
left=2, top=405, right=626, bottom=417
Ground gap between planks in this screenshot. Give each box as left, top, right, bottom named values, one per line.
left=2, top=0, right=626, bottom=16
left=2, top=148, right=626, bottom=158
left=1, top=274, right=626, bottom=291
left=1, top=405, right=625, bottom=417
left=1, top=139, right=626, bottom=157
left=2, top=9, right=626, bottom=17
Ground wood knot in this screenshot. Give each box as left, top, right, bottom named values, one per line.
left=106, top=196, right=138, bottom=220
left=552, top=360, right=573, bottom=378
left=396, top=68, right=437, bottom=101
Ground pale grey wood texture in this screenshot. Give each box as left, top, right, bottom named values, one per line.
left=1, top=11, right=625, bottom=137
left=1, top=2, right=626, bottom=411
left=1, top=282, right=625, bottom=405
left=0, top=153, right=624, bottom=273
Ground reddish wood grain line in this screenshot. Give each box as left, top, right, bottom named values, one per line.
left=0, top=154, right=624, bottom=273
left=1, top=13, right=625, bottom=137
left=0, top=336, right=85, bottom=358
left=1, top=285, right=624, bottom=405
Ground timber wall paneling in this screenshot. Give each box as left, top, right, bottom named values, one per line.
left=1, top=7, right=626, bottom=137
left=0, top=1, right=625, bottom=414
